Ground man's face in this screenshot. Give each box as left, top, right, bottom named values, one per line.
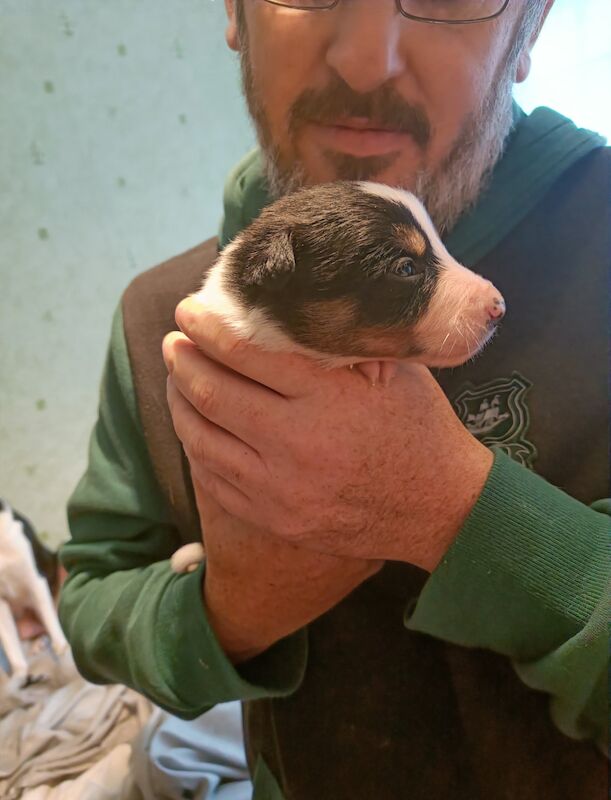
left=225, top=0, right=548, bottom=230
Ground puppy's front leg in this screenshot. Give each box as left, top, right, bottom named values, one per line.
left=171, top=542, right=206, bottom=574
left=30, top=575, right=69, bottom=656
left=0, top=597, right=29, bottom=683
left=353, top=361, right=399, bottom=387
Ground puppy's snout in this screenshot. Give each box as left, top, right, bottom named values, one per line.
left=487, top=294, right=506, bottom=322
left=477, top=278, right=505, bottom=324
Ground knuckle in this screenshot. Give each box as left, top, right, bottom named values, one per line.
left=161, top=332, right=172, bottom=357
left=185, top=430, right=209, bottom=467
left=193, top=376, right=217, bottom=415
left=163, top=331, right=188, bottom=366
left=175, top=298, right=195, bottom=331
left=214, top=327, right=249, bottom=363
left=277, top=511, right=305, bottom=542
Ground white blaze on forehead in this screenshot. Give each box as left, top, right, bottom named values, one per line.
left=357, top=181, right=453, bottom=265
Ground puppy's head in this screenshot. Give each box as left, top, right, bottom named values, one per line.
left=0, top=500, right=58, bottom=592
left=201, top=181, right=505, bottom=368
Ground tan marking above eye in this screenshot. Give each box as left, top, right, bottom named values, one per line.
left=396, top=225, right=427, bottom=258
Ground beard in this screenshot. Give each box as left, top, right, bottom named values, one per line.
left=411, top=62, right=515, bottom=233
left=234, top=3, right=534, bottom=234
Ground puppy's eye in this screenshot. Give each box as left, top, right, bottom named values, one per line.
left=392, top=257, right=416, bottom=277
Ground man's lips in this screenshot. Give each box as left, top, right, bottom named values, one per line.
left=333, top=117, right=396, bottom=131
left=308, top=120, right=415, bottom=157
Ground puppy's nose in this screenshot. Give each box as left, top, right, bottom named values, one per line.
left=488, top=294, right=506, bottom=321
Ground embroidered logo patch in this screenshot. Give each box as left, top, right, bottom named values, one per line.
left=453, top=372, right=537, bottom=468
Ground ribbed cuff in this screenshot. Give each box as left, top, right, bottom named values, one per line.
left=406, top=449, right=610, bottom=661
left=162, top=561, right=308, bottom=717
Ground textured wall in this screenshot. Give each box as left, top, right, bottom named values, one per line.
left=1, top=1, right=255, bottom=545
left=0, top=0, right=608, bottom=548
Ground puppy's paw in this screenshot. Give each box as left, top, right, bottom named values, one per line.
left=171, top=542, right=206, bottom=574
left=352, top=361, right=399, bottom=387
left=55, top=648, right=79, bottom=682
left=7, top=670, right=47, bottom=693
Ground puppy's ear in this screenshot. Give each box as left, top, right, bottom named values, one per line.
left=243, top=228, right=296, bottom=292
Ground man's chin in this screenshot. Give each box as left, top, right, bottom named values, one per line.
left=271, top=139, right=423, bottom=193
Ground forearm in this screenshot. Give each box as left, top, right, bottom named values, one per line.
left=60, top=559, right=223, bottom=714
left=203, top=559, right=286, bottom=665
left=402, top=437, right=494, bottom=573
left=407, top=449, right=610, bottom=751
left=203, top=544, right=382, bottom=665
left=60, top=303, right=305, bottom=715
left=60, top=552, right=307, bottom=716
left=197, top=487, right=384, bottom=665
left=204, top=568, right=297, bottom=665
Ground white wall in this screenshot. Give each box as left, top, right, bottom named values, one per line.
left=0, top=0, right=607, bottom=547
left=1, top=1, right=255, bottom=545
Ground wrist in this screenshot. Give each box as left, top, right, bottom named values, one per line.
left=408, top=439, right=494, bottom=573
left=202, top=568, right=271, bottom=664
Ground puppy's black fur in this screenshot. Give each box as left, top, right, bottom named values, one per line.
left=224, top=182, right=440, bottom=359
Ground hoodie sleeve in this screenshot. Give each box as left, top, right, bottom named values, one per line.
left=58, top=303, right=307, bottom=718
left=406, top=449, right=609, bottom=755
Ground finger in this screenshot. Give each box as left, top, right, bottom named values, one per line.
left=195, top=466, right=255, bottom=525
left=175, top=296, right=321, bottom=397
left=167, top=375, right=267, bottom=492
left=164, top=332, right=288, bottom=450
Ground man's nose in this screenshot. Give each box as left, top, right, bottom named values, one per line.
left=325, top=0, right=406, bottom=94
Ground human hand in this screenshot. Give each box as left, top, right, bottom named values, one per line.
left=163, top=298, right=493, bottom=573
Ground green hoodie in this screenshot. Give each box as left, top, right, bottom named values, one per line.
left=59, top=106, right=609, bottom=799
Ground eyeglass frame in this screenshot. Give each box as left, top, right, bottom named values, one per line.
left=260, top=0, right=511, bottom=25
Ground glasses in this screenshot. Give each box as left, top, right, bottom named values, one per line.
left=261, top=0, right=510, bottom=25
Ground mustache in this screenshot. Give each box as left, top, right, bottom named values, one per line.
left=288, top=75, right=431, bottom=149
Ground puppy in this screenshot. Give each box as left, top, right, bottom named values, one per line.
left=0, top=500, right=69, bottom=686
left=196, top=180, right=505, bottom=383
left=171, top=181, right=505, bottom=572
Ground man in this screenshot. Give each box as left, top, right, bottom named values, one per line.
left=59, top=1, right=609, bottom=798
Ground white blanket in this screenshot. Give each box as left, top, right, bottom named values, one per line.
left=0, top=639, right=151, bottom=800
